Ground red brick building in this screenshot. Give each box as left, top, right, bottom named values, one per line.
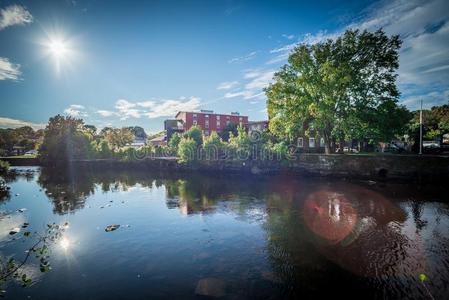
left=175, top=110, right=248, bottom=136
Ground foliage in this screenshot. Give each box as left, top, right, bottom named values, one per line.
left=38, top=115, right=93, bottom=164
left=203, top=131, right=225, bottom=159
left=0, top=126, right=43, bottom=155
left=266, top=29, right=405, bottom=153
left=183, top=125, right=203, bottom=146
left=168, top=132, right=181, bottom=150
left=104, top=128, right=134, bottom=150
left=178, top=137, right=197, bottom=163
left=0, top=160, right=9, bottom=175
left=0, top=222, right=69, bottom=292
left=127, top=126, right=147, bottom=139
left=228, top=125, right=251, bottom=159
left=219, top=122, right=238, bottom=142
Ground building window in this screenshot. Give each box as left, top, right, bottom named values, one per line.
left=239, top=117, right=242, bottom=121
left=297, top=137, right=303, bottom=148
left=205, top=120, right=209, bottom=129
left=205, top=114, right=209, bottom=118
left=193, top=120, right=197, bottom=126
left=205, top=130, right=209, bottom=136
left=217, top=121, right=220, bottom=128
left=217, top=115, right=220, bottom=120
left=226, top=116, right=230, bottom=120
left=320, top=138, right=325, bottom=147
left=309, top=137, right=315, bottom=148
left=193, top=114, right=197, bottom=118
left=226, top=120, right=230, bottom=125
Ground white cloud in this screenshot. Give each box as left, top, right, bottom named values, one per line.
left=228, top=51, right=258, bottom=64
left=0, top=4, right=33, bottom=30
left=223, top=69, right=274, bottom=100
left=0, top=57, right=21, bottom=81
left=400, top=90, right=449, bottom=110
left=217, top=81, right=239, bottom=90
left=114, top=99, right=140, bottom=120
left=282, top=34, right=295, bottom=40
left=96, top=110, right=118, bottom=117
left=144, top=97, right=201, bottom=118
left=244, top=70, right=275, bottom=90
left=136, top=101, right=156, bottom=108
left=96, top=96, right=202, bottom=120
left=64, top=104, right=88, bottom=117
left=0, top=117, right=45, bottom=130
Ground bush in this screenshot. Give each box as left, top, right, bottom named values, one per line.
left=168, top=133, right=181, bottom=150
left=184, top=125, right=203, bottom=146
left=178, top=137, right=198, bottom=163
left=0, top=160, right=9, bottom=175
left=203, top=132, right=224, bottom=160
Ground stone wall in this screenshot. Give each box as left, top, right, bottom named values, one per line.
left=2, top=154, right=448, bottom=181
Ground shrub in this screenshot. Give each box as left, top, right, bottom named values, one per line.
left=0, top=160, right=9, bottom=175
left=178, top=137, right=197, bottom=163
left=168, top=133, right=181, bottom=150
left=183, top=125, right=203, bottom=146
left=203, top=132, right=224, bottom=160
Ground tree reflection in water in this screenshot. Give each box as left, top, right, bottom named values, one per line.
left=31, top=166, right=449, bottom=299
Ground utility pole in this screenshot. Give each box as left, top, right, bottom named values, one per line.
left=419, top=99, right=423, bottom=155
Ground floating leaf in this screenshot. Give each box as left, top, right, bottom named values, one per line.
left=23, top=231, right=31, bottom=237
left=419, top=273, right=428, bottom=282
left=105, top=224, right=120, bottom=232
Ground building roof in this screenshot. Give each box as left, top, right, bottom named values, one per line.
left=175, top=111, right=247, bottom=118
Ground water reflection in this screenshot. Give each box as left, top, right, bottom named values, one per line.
left=1, top=166, right=448, bottom=299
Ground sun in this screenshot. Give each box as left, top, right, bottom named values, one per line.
left=47, top=38, right=69, bottom=60
left=48, top=39, right=68, bottom=58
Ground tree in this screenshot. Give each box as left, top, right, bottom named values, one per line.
left=183, top=125, right=203, bottom=146
left=203, top=131, right=224, bottom=159
left=407, top=103, right=449, bottom=149
left=168, top=132, right=181, bottom=150
left=39, top=115, right=92, bottom=164
left=104, top=128, right=134, bottom=150
left=178, top=137, right=197, bottom=163
left=266, top=29, right=404, bottom=153
left=219, top=122, right=238, bottom=142
left=228, top=125, right=251, bottom=159
left=128, top=126, right=147, bottom=139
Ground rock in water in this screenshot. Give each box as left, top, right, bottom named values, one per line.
left=195, top=278, right=226, bottom=298
left=105, top=224, right=120, bottom=232
left=9, top=227, right=21, bottom=235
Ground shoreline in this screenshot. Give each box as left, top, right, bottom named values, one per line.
left=2, top=153, right=448, bottom=182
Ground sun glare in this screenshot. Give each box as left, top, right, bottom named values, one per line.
left=48, top=39, right=68, bottom=58
left=60, top=237, right=71, bottom=250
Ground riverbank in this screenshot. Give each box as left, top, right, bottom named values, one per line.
left=3, top=154, right=447, bottom=182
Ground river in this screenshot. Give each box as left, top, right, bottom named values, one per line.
left=0, top=166, right=448, bottom=299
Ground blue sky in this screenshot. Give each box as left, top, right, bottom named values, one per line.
left=1, top=0, right=448, bottom=133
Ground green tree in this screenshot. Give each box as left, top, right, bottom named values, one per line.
left=168, top=132, right=181, bottom=150
left=183, top=125, right=203, bottom=146
left=39, top=115, right=92, bottom=164
left=127, top=126, right=147, bottom=139
left=178, top=137, right=197, bottom=163
left=266, top=29, right=404, bottom=153
left=104, top=128, right=134, bottom=150
left=228, top=125, right=251, bottom=159
left=203, top=131, right=224, bottom=159
left=219, top=122, right=238, bottom=142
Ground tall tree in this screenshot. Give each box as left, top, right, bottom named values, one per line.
left=266, top=29, right=406, bottom=153
left=39, top=115, right=92, bottom=164
left=104, top=128, right=134, bottom=150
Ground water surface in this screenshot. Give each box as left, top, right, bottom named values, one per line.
left=1, top=167, right=448, bottom=299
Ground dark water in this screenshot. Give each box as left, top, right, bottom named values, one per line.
left=0, top=166, right=448, bottom=299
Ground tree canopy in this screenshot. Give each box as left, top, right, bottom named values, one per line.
left=266, top=29, right=409, bottom=153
